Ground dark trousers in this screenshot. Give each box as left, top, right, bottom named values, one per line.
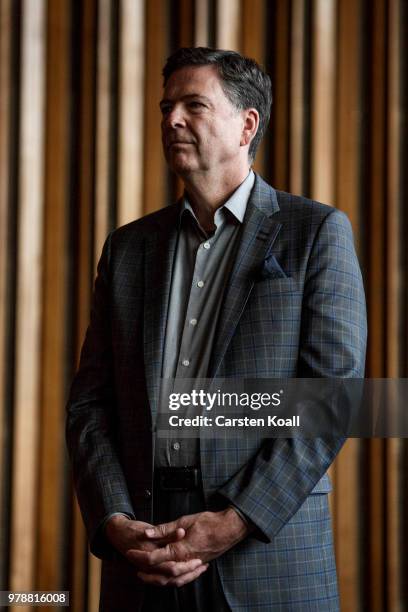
left=141, top=470, right=230, bottom=612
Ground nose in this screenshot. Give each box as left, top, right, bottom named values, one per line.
left=162, top=105, right=186, bottom=129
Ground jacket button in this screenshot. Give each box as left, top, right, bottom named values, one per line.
left=144, top=489, right=152, bottom=499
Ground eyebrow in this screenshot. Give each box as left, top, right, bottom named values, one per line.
left=159, top=94, right=213, bottom=108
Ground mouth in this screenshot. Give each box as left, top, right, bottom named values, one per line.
left=168, top=141, right=194, bottom=148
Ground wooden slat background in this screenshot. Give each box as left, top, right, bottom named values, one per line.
left=10, top=0, right=46, bottom=601
left=0, top=1, right=407, bottom=611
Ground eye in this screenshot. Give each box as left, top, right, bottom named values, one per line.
left=189, top=101, right=205, bottom=110
left=160, top=104, right=172, bottom=116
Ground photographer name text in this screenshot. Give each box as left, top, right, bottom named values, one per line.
left=168, top=415, right=300, bottom=428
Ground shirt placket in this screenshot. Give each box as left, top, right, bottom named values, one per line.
left=176, top=237, right=211, bottom=376
left=170, top=227, right=215, bottom=463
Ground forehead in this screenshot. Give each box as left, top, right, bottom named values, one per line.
left=163, top=64, right=227, bottom=100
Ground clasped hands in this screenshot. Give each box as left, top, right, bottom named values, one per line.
left=105, top=508, right=250, bottom=588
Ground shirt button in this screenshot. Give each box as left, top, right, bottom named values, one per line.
left=143, top=489, right=152, bottom=499
left=173, top=442, right=180, bottom=451
left=203, top=242, right=211, bottom=249
left=182, top=359, right=190, bottom=367
left=197, top=280, right=204, bottom=288
left=190, top=318, right=197, bottom=326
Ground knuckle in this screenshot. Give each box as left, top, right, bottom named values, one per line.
left=167, top=543, right=175, bottom=558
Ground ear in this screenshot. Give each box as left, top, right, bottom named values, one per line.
left=240, top=108, right=259, bottom=147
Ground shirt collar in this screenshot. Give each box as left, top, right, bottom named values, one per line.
left=180, top=170, right=255, bottom=226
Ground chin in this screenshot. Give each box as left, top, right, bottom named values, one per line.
left=169, top=159, right=196, bottom=175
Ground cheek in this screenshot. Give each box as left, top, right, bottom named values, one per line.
left=218, top=116, right=242, bottom=144
left=220, top=127, right=242, bottom=151
left=205, top=121, right=230, bottom=143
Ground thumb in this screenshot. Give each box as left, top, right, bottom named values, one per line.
left=145, top=522, right=184, bottom=541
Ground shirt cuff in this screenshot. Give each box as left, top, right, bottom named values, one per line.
left=101, top=512, right=133, bottom=533
left=228, top=503, right=255, bottom=532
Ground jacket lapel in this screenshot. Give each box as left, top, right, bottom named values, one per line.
left=143, top=203, right=179, bottom=417
left=208, top=176, right=282, bottom=378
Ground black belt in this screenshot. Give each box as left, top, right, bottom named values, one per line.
left=155, top=466, right=200, bottom=492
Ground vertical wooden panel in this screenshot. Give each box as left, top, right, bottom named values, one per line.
left=71, top=442, right=88, bottom=602
left=336, top=0, right=362, bottom=231
left=367, top=439, right=385, bottom=612
left=0, top=0, right=13, bottom=587
left=289, top=0, right=306, bottom=195
left=366, top=1, right=388, bottom=610
left=90, top=2, right=120, bottom=609
left=385, top=1, right=403, bottom=610
left=332, top=3, right=363, bottom=610
left=386, top=439, right=403, bottom=612
left=241, top=0, right=266, bottom=174
left=94, top=0, right=114, bottom=259
left=216, top=0, right=241, bottom=51
left=399, top=0, right=408, bottom=601
left=76, top=0, right=97, bottom=360
left=71, top=0, right=97, bottom=608
left=87, top=551, right=100, bottom=612
left=195, top=0, right=210, bottom=46
left=311, top=0, right=336, bottom=204
left=178, top=0, right=195, bottom=47
left=241, top=0, right=264, bottom=61
left=117, top=0, right=145, bottom=226
left=0, top=0, right=11, bottom=445
left=87, top=0, right=117, bottom=605
left=36, top=0, right=70, bottom=594
left=334, top=440, right=362, bottom=611
left=269, top=0, right=291, bottom=190
left=10, top=0, right=46, bottom=600
left=367, top=0, right=386, bottom=378
left=386, top=0, right=402, bottom=377
left=144, top=0, right=168, bottom=214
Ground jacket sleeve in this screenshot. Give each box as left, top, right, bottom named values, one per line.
left=217, top=209, right=367, bottom=542
left=65, top=233, right=136, bottom=559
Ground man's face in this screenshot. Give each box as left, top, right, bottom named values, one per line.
left=160, top=65, right=246, bottom=176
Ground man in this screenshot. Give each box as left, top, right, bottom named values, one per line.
left=66, top=47, right=367, bottom=611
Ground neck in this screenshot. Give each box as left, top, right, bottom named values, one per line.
left=182, top=165, right=251, bottom=232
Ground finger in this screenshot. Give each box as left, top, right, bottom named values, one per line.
left=137, top=563, right=208, bottom=587
left=144, top=527, right=186, bottom=545
left=136, top=571, right=171, bottom=587
left=148, top=559, right=203, bottom=578
left=144, top=521, right=180, bottom=539
left=167, top=563, right=209, bottom=588
left=145, top=542, right=186, bottom=565
left=126, top=542, right=182, bottom=567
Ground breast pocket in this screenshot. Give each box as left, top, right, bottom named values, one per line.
left=254, top=276, right=300, bottom=297
left=228, top=279, right=304, bottom=376
left=239, top=279, right=303, bottom=339
left=250, top=277, right=303, bottom=317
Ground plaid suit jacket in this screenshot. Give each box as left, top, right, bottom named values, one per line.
left=66, top=174, right=367, bottom=611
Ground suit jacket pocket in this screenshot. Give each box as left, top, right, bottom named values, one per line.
left=257, top=254, right=289, bottom=280
left=253, top=276, right=301, bottom=297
